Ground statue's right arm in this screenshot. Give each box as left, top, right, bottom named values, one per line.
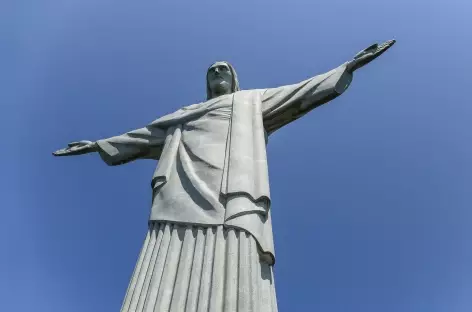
left=54, top=100, right=207, bottom=164
left=53, top=125, right=167, bottom=166
left=95, top=125, right=167, bottom=166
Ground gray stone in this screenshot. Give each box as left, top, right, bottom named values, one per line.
left=53, top=39, right=396, bottom=311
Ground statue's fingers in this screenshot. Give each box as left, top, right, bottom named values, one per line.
left=381, top=39, right=396, bottom=50
left=375, top=41, right=395, bottom=56
left=53, top=148, right=70, bottom=156
left=68, top=142, right=80, bottom=147
left=379, top=45, right=392, bottom=54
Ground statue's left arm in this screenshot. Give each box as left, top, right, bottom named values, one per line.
left=262, top=39, right=395, bottom=134
left=262, top=63, right=352, bottom=134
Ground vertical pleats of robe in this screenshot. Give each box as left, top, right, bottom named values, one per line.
left=120, top=222, right=278, bottom=312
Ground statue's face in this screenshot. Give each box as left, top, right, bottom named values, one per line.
left=207, top=62, right=233, bottom=97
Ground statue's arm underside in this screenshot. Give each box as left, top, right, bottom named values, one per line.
left=96, top=125, right=167, bottom=166
left=262, top=63, right=353, bottom=134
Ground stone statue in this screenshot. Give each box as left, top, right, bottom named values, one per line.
left=53, top=40, right=395, bottom=312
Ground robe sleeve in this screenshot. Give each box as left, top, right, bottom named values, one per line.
left=262, top=63, right=353, bottom=134
left=95, top=125, right=167, bottom=166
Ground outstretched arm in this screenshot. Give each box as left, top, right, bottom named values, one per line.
left=53, top=125, right=167, bottom=166
left=262, top=39, right=395, bottom=134
left=262, top=63, right=352, bottom=134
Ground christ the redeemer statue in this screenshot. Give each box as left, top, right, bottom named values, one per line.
left=54, top=40, right=395, bottom=312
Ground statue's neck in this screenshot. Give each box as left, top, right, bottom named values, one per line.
left=210, top=90, right=232, bottom=99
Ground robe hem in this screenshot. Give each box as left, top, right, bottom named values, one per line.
left=146, top=218, right=275, bottom=265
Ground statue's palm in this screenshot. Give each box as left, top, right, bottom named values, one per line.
left=53, top=140, right=95, bottom=156
left=348, top=39, right=396, bottom=72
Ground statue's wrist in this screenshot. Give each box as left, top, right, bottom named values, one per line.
left=346, top=60, right=356, bottom=73
left=90, top=142, right=99, bottom=152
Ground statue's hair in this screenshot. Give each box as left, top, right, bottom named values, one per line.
left=206, top=61, right=240, bottom=100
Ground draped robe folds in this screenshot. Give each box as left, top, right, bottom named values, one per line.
left=96, top=63, right=353, bottom=264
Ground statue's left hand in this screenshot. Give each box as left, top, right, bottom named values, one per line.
left=53, top=140, right=97, bottom=157
left=347, top=39, right=396, bottom=72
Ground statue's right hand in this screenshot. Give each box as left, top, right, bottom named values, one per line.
left=53, top=140, right=97, bottom=157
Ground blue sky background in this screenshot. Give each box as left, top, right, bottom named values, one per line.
left=2, top=0, right=472, bottom=311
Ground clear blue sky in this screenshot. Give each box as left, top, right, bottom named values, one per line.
left=2, top=0, right=472, bottom=311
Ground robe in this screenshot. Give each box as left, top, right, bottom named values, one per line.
left=96, top=63, right=353, bottom=265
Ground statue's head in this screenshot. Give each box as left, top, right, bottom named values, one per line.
left=206, top=61, right=240, bottom=100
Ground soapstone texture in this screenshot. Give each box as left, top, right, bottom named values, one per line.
left=53, top=40, right=395, bottom=311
